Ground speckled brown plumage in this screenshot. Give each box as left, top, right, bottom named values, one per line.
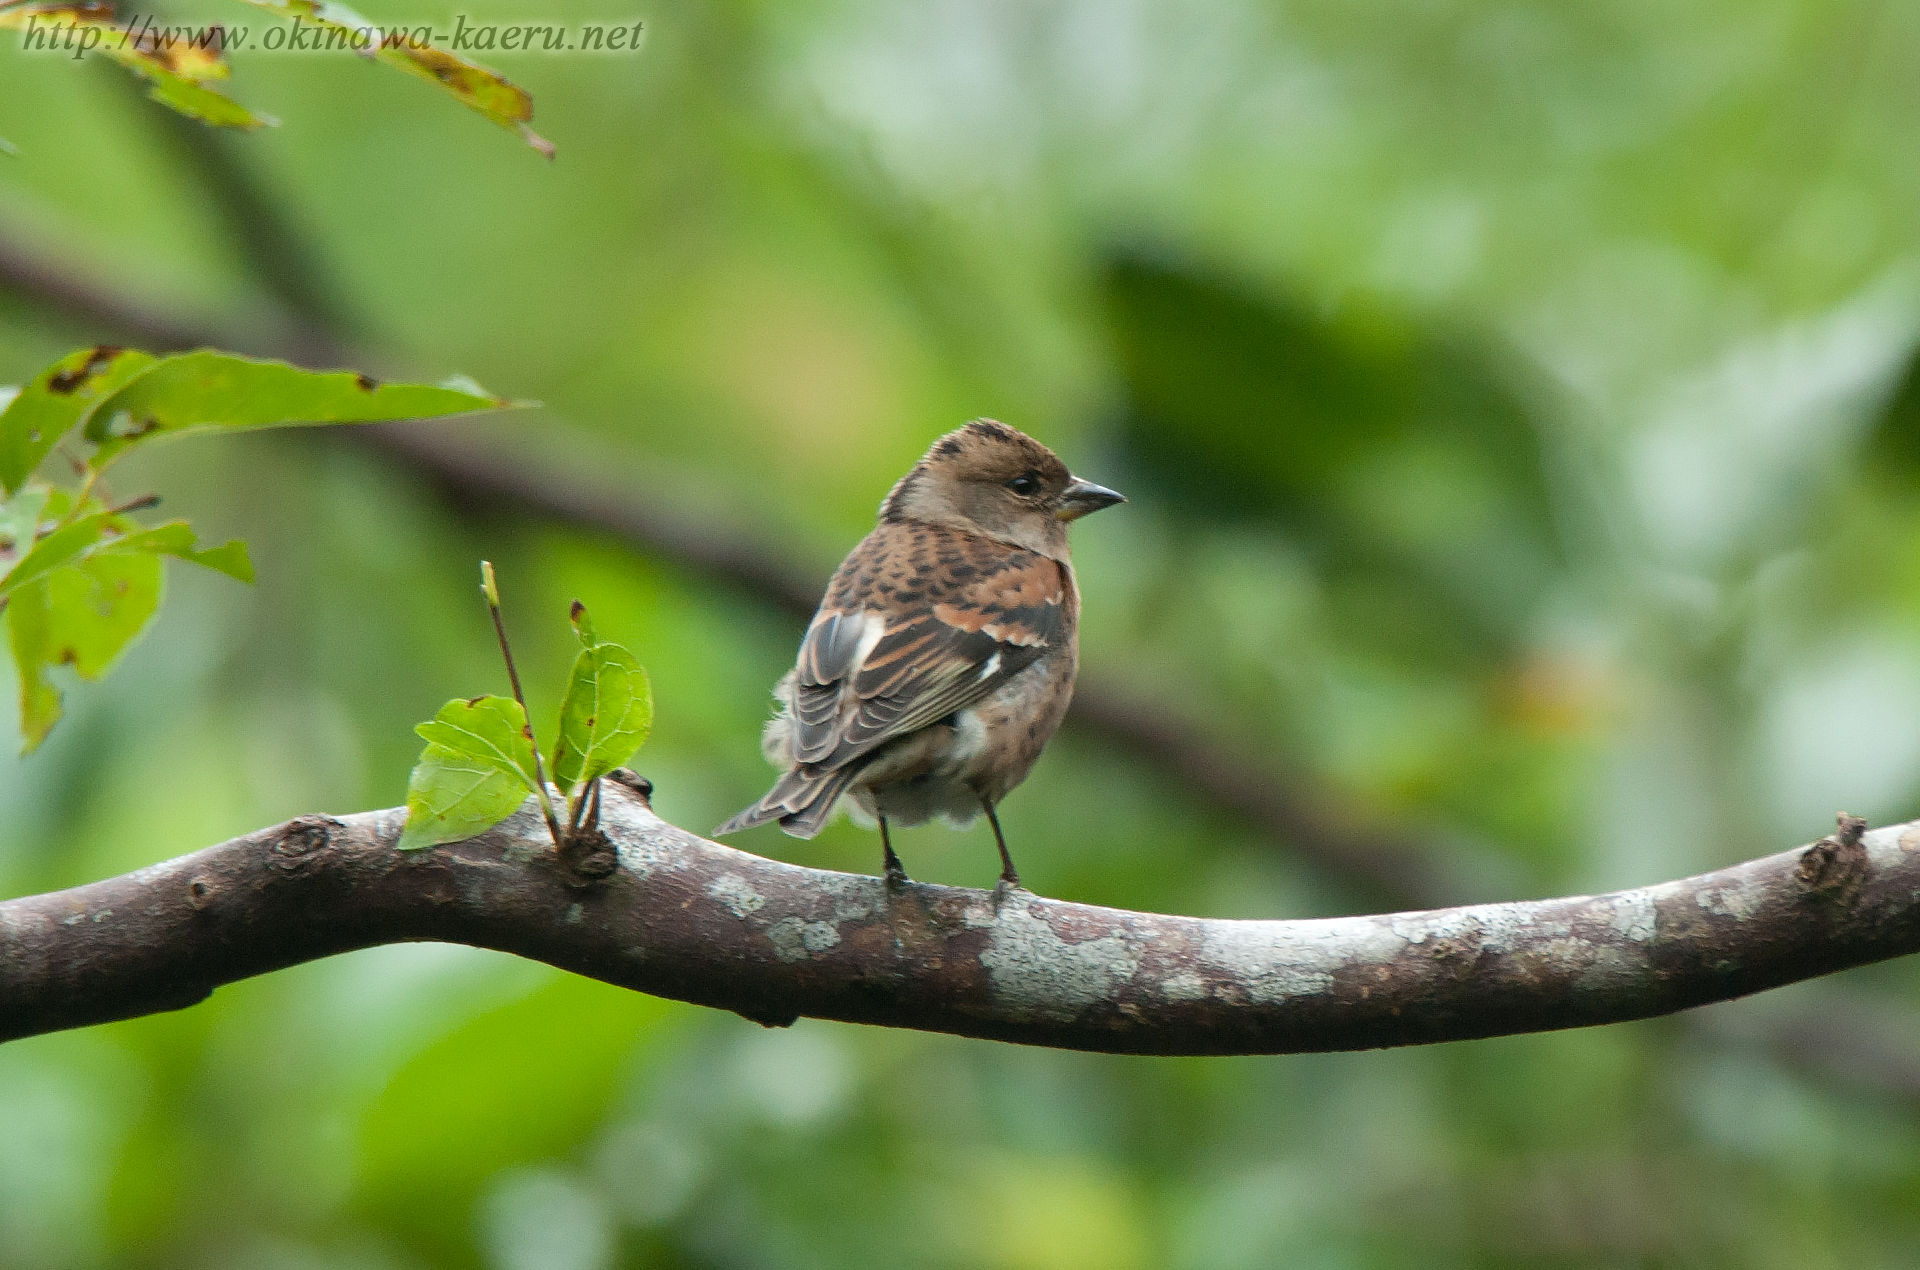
left=715, top=419, right=1124, bottom=886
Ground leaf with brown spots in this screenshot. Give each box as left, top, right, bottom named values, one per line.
left=240, top=0, right=553, bottom=155
left=0, top=346, right=156, bottom=495
left=79, top=350, right=521, bottom=469
left=550, top=602, right=653, bottom=796
left=6, top=551, right=162, bottom=752
left=0, top=345, right=516, bottom=750
left=0, top=5, right=274, bottom=131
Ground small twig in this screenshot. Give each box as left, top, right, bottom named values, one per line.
left=479, top=561, right=563, bottom=846
left=13, top=492, right=156, bottom=548
left=53, top=443, right=88, bottom=481
left=104, top=493, right=161, bottom=518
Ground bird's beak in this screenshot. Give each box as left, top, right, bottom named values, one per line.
left=1055, top=477, right=1126, bottom=521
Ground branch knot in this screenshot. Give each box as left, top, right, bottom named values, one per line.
left=557, top=828, right=619, bottom=886
left=1797, top=812, right=1869, bottom=903
left=269, top=815, right=341, bottom=875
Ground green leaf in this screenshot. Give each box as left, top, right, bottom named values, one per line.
left=239, top=0, right=553, bottom=156
left=0, top=512, right=112, bottom=601
left=0, top=346, right=158, bottom=494
left=0, top=485, right=51, bottom=559
left=397, top=745, right=537, bottom=851
left=93, top=520, right=255, bottom=582
left=0, top=6, right=275, bottom=131
left=0, top=508, right=251, bottom=748
left=550, top=604, right=653, bottom=795
left=400, top=696, right=544, bottom=849
left=0, top=344, right=508, bottom=751
left=413, top=694, right=543, bottom=800
left=7, top=552, right=164, bottom=752
left=0, top=346, right=517, bottom=484
left=8, top=594, right=61, bottom=755
left=82, top=350, right=519, bottom=468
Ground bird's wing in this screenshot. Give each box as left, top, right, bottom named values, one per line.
left=788, top=524, right=1067, bottom=771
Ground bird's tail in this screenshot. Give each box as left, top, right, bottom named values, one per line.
left=714, top=764, right=859, bottom=839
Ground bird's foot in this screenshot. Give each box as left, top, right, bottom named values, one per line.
left=882, top=842, right=911, bottom=889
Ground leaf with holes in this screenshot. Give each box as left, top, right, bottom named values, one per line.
left=0, top=347, right=158, bottom=495
left=81, top=350, right=519, bottom=469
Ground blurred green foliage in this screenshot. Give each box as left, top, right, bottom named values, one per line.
left=0, top=345, right=505, bottom=749
left=9, top=0, right=1920, bottom=1265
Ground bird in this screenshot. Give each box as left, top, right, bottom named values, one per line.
left=714, top=419, right=1125, bottom=887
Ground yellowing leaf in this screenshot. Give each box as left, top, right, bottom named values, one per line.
left=0, top=6, right=274, bottom=130
left=240, top=0, right=553, bottom=155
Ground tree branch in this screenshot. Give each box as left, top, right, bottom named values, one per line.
left=2, top=790, right=1908, bottom=1053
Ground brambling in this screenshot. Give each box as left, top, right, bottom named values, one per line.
left=715, top=420, right=1124, bottom=886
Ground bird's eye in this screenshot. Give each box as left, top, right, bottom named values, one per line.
left=1006, top=472, right=1041, bottom=496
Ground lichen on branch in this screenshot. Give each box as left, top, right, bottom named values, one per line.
left=1, top=791, right=1911, bottom=1055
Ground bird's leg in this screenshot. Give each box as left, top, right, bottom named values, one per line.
left=980, top=798, right=1020, bottom=888
left=879, top=816, right=909, bottom=885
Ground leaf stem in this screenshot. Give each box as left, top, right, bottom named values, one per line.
left=481, top=561, right=564, bottom=846
left=53, top=466, right=104, bottom=533
left=568, top=775, right=602, bottom=836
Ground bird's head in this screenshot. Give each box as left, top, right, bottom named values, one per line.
left=879, top=420, right=1125, bottom=557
